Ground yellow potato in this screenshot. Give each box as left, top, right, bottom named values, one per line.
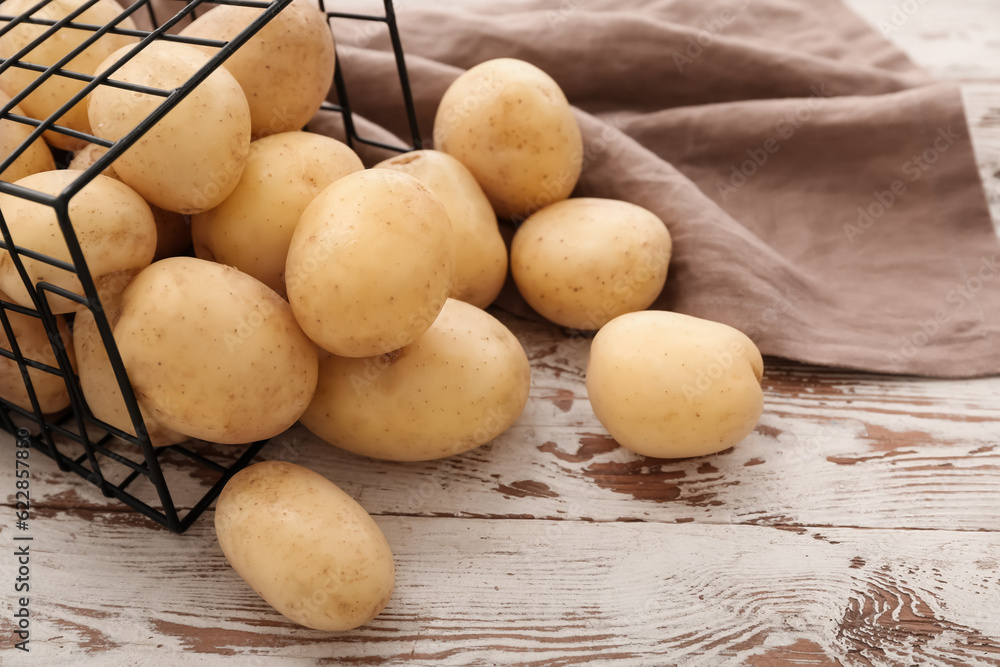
left=375, top=150, right=507, bottom=308
left=73, top=306, right=186, bottom=447
left=0, top=170, right=156, bottom=314
left=285, top=169, right=455, bottom=357
left=180, top=0, right=336, bottom=139
left=511, top=198, right=672, bottom=330
left=301, top=298, right=531, bottom=461
left=216, top=461, right=395, bottom=631
left=88, top=42, right=251, bottom=214
left=586, top=311, right=764, bottom=459
left=69, top=143, right=191, bottom=260
left=0, top=89, right=54, bottom=182
left=0, top=0, right=138, bottom=151
left=192, top=131, right=363, bottom=296
left=0, top=306, right=75, bottom=414
left=433, top=58, right=583, bottom=221
left=111, top=257, right=318, bottom=444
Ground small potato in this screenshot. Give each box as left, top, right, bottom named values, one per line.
left=433, top=58, right=583, bottom=220
left=586, top=311, right=764, bottom=459
left=180, top=0, right=336, bottom=139
left=215, top=461, right=395, bottom=631
left=0, top=89, right=54, bottom=182
left=0, top=305, right=75, bottom=414
left=111, top=257, right=318, bottom=444
left=0, top=0, right=138, bottom=150
left=73, top=306, right=186, bottom=447
left=69, top=144, right=191, bottom=260
left=88, top=42, right=251, bottom=214
left=511, top=198, right=672, bottom=330
left=0, top=170, right=157, bottom=314
left=375, top=150, right=507, bottom=309
left=192, top=132, right=363, bottom=296
left=301, top=298, right=531, bottom=461
left=285, top=169, right=455, bottom=358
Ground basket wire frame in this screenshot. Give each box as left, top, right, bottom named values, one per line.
left=0, top=0, right=420, bottom=532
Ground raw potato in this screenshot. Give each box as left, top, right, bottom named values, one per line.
left=88, top=42, right=251, bottom=214
left=586, top=311, right=764, bottom=459
left=0, top=305, right=75, bottom=413
left=285, top=169, right=455, bottom=358
left=0, top=89, right=54, bottom=182
left=0, top=170, right=157, bottom=314
left=180, top=0, right=336, bottom=139
left=511, top=198, right=672, bottom=330
left=110, top=258, right=318, bottom=444
left=301, top=298, right=531, bottom=461
left=73, top=306, right=186, bottom=447
left=433, top=58, right=583, bottom=221
left=69, top=144, right=191, bottom=260
left=0, top=0, right=138, bottom=151
left=375, top=150, right=507, bottom=309
left=215, top=461, right=395, bottom=631
left=192, top=132, right=363, bottom=296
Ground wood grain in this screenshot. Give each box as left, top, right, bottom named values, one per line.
left=1, top=0, right=999, bottom=665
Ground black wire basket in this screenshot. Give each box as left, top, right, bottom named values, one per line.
left=0, top=0, right=420, bottom=532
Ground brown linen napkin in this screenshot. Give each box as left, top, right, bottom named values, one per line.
left=323, top=0, right=1000, bottom=378
left=123, top=0, right=999, bottom=377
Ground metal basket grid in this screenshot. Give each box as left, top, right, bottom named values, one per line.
left=0, top=0, right=419, bottom=532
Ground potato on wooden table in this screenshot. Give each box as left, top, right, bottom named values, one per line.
left=215, top=461, right=395, bottom=631
left=586, top=311, right=764, bottom=459
left=301, top=298, right=531, bottom=461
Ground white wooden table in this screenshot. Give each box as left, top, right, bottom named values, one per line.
left=2, top=0, right=1000, bottom=664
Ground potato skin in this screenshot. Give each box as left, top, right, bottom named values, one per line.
left=300, top=298, right=531, bottom=461
left=192, top=132, right=363, bottom=296
left=285, top=169, right=455, bottom=358
left=0, top=308, right=75, bottom=414
left=112, top=257, right=318, bottom=444
left=73, top=306, right=186, bottom=447
left=88, top=42, right=251, bottom=214
left=511, top=198, right=672, bottom=330
left=586, top=311, right=764, bottom=459
left=0, top=170, right=157, bottom=314
left=215, top=461, right=395, bottom=631
left=0, top=90, right=54, bottom=182
left=0, top=0, right=138, bottom=151
left=180, top=0, right=336, bottom=139
left=433, top=58, right=583, bottom=221
left=69, top=144, right=192, bottom=260
left=375, top=150, right=507, bottom=309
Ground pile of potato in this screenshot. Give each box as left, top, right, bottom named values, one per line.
left=0, top=0, right=763, bottom=633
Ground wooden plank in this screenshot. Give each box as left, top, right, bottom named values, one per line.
left=7, top=313, right=1000, bottom=532
left=0, top=515, right=997, bottom=665
left=843, top=0, right=1000, bottom=81
left=962, top=84, right=1000, bottom=233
